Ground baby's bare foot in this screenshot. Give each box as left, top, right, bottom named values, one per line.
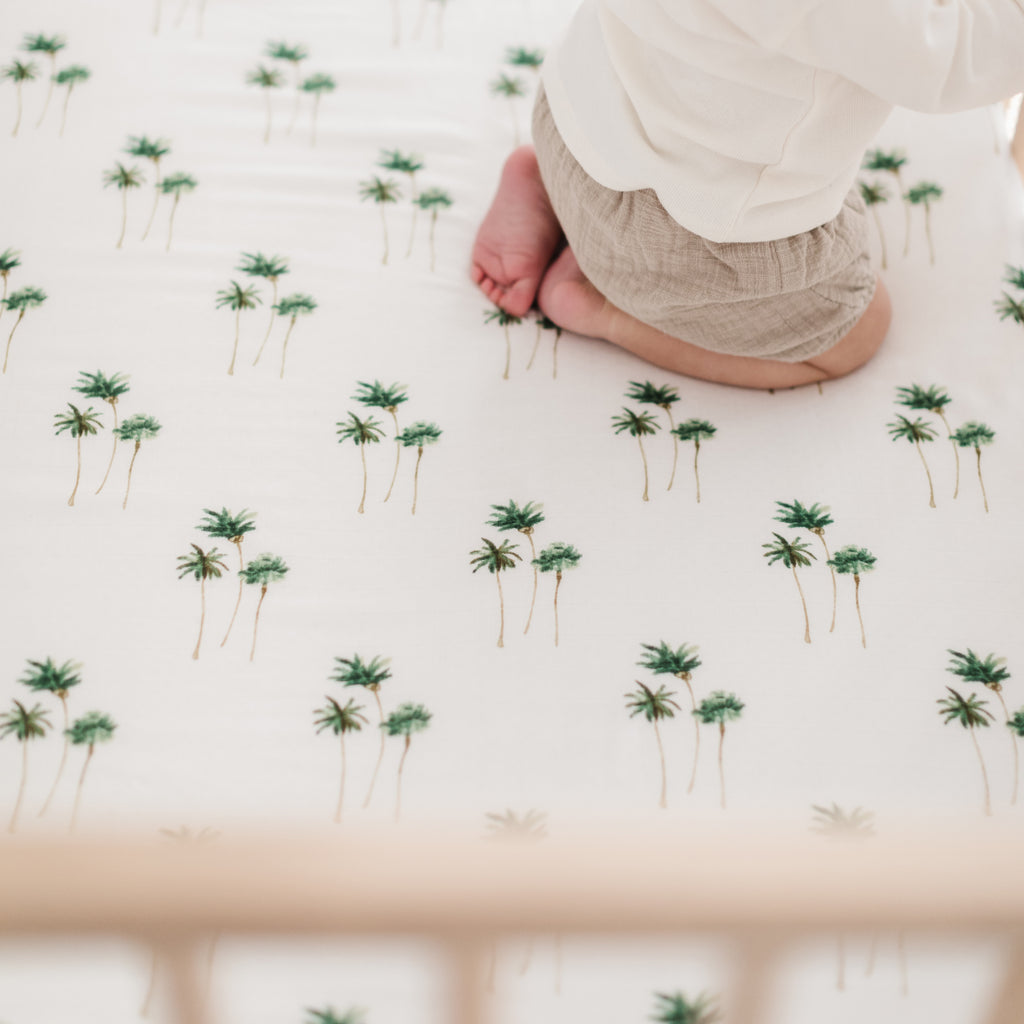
left=536, top=245, right=611, bottom=339
left=471, top=145, right=563, bottom=317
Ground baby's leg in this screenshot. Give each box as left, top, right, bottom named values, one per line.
left=537, top=247, right=891, bottom=391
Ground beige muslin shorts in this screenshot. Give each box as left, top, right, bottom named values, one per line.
left=531, top=85, right=877, bottom=363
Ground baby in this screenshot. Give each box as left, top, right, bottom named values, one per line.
left=471, top=0, right=1024, bottom=389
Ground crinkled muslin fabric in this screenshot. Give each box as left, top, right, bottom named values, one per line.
left=532, top=83, right=878, bottom=363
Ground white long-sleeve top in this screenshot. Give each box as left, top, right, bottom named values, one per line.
left=541, top=0, right=1024, bottom=242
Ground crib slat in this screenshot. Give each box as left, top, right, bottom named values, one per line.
left=160, top=937, right=210, bottom=1024
left=982, top=939, right=1024, bottom=1024
left=451, top=938, right=488, bottom=1024
left=729, top=938, right=775, bottom=1024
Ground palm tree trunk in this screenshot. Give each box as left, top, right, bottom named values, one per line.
left=142, top=163, right=162, bottom=241
left=220, top=541, right=245, bottom=646
left=12, top=81, right=23, bottom=137
left=924, top=203, right=935, bottom=266
left=279, top=315, right=296, bottom=379
left=413, top=0, right=428, bottom=38
left=363, top=689, right=386, bottom=808
left=358, top=442, right=368, bottom=514
left=166, top=194, right=181, bottom=252
left=429, top=209, right=438, bottom=272
left=411, top=446, right=424, bottom=514
left=975, top=447, right=989, bottom=513
left=38, top=694, right=68, bottom=816
left=334, top=733, right=347, bottom=824
left=263, top=89, right=272, bottom=144
left=254, top=278, right=278, bottom=365
left=996, top=690, right=1018, bottom=805
left=693, top=439, right=702, bottom=502
left=35, top=55, right=56, bottom=129
left=390, top=0, right=401, bottom=44
left=384, top=410, right=401, bottom=502
left=122, top=440, right=141, bottom=510
left=502, top=324, right=511, bottom=380
left=394, top=734, right=411, bottom=822
left=936, top=409, right=959, bottom=498
left=435, top=2, right=446, bottom=48
left=854, top=574, right=867, bottom=648
left=116, top=189, right=128, bottom=249
left=717, top=721, right=727, bottom=810
left=681, top=677, right=699, bottom=794
left=664, top=407, right=678, bottom=491
left=59, top=84, right=74, bottom=137
left=249, top=584, right=267, bottom=661
left=405, top=177, right=419, bottom=258
left=791, top=564, right=811, bottom=644
left=68, top=432, right=82, bottom=506
left=496, top=570, right=506, bottom=647
left=3, top=309, right=26, bottom=373
left=871, top=205, right=887, bottom=269
left=68, top=743, right=94, bottom=833
left=311, top=93, right=320, bottom=147
left=653, top=718, right=667, bottom=809
left=227, top=307, right=241, bottom=375
left=638, top=435, right=650, bottom=501
left=140, top=948, right=159, bottom=1016
left=913, top=438, right=936, bottom=508
left=174, top=0, right=189, bottom=28
left=197, top=0, right=208, bottom=37
left=96, top=401, right=119, bottom=494
left=552, top=570, right=563, bottom=646
left=9, top=740, right=28, bottom=833
left=526, top=322, right=542, bottom=370
left=523, top=532, right=538, bottom=634
left=288, top=67, right=301, bottom=134
left=192, top=574, right=206, bottom=660
left=552, top=329, right=561, bottom=379
left=380, top=205, right=390, bottom=265
left=969, top=725, right=993, bottom=816
left=153, top=0, right=162, bottom=33
left=815, top=532, right=837, bottom=633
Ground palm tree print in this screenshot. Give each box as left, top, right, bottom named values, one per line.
left=762, top=533, right=816, bottom=644
left=672, top=419, right=716, bottom=503
left=22, top=33, right=66, bottom=129
left=66, top=710, right=117, bottom=833
left=160, top=173, right=197, bottom=251
left=485, top=808, right=548, bottom=840
left=300, top=73, right=335, bottom=146
left=887, top=414, right=938, bottom=508
left=858, top=180, right=889, bottom=269
left=19, top=656, right=82, bottom=818
left=896, top=384, right=958, bottom=497
left=239, top=554, right=289, bottom=661
left=937, top=686, right=994, bottom=816
left=54, top=65, right=89, bottom=136
left=54, top=403, right=103, bottom=506
left=176, top=543, right=228, bottom=660
left=314, top=696, right=367, bottom=823
left=238, top=252, right=290, bottom=366
left=0, top=247, right=21, bottom=324
left=639, top=642, right=703, bottom=794
left=490, top=73, right=527, bottom=145
left=1, top=700, right=51, bottom=833
left=810, top=803, right=875, bottom=838
left=505, top=46, right=545, bottom=73
left=113, top=414, right=162, bottom=509
left=103, top=162, right=145, bottom=249
left=336, top=412, right=385, bottom=514
left=470, top=538, right=522, bottom=648
left=905, top=182, right=943, bottom=266
left=774, top=500, right=837, bottom=632
left=216, top=281, right=262, bottom=375
left=3, top=285, right=47, bottom=373
left=271, top=293, right=316, bottom=378
left=527, top=312, right=562, bottom=377
left=246, top=65, right=284, bottom=143
left=484, top=307, right=523, bottom=381
left=612, top=408, right=660, bottom=502
left=331, top=654, right=393, bottom=810
left=694, top=692, right=744, bottom=810
left=264, top=41, right=309, bottom=134
left=381, top=702, right=432, bottom=821
left=488, top=500, right=545, bottom=634
left=4, top=60, right=38, bottom=137
left=413, top=187, right=453, bottom=272
left=952, top=422, right=995, bottom=513
left=306, top=1009, right=365, bottom=1024
left=826, top=545, right=875, bottom=648
left=72, top=370, right=130, bottom=495
left=197, top=507, right=257, bottom=647
left=353, top=380, right=409, bottom=503
left=625, top=682, right=680, bottom=809
left=397, top=421, right=442, bottom=514
left=531, top=542, right=582, bottom=646
left=861, top=148, right=909, bottom=257
left=650, top=991, right=721, bottom=1024
left=626, top=381, right=681, bottom=490
left=125, top=135, right=171, bottom=242
left=995, top=264, right=1024, bottom=328
left=377, top=150, right=425, bottom=259
left=359, top=176, right=402, bottom=265
left=948, top=648, right=1016, bottom=804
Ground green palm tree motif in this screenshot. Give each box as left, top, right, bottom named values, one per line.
left=1, top=700, right=51, bottom=833
left=905, top=182, right=943, bottom=266
left=160, top=172, right=197, bottom=251
left=306, top=1007, right=365, bottom=1024
left=314, top=696, right=367, bottom=823
left=216, top=281, right=262, bottom=375
left=526, top=311, right=562, bottom=376
left=125, top=135, right=172, bottom=242
left=938, top=686, right=994, bottom=816
left=237, top=252, right=290, bottom=366
left=694, top=692, right=744, bottom=810
left=626, top=381, right=681, bottom=490
left=896, top=384, right=958, bottom=497
left=3, top=285, right=47, bottom=374
left=1003, top=265, right=1024, bottom=291
left=625, top=682, right=680, bottom=809
left=485, top=808, right=548, bottom=840
left=413, top=187, right=453, bottom=272
left=858, top=180, right=889, bottom=269
left=1008, top=709, right=1024, bottom=745
left=470, top=538, right=522, bottom=648
left=19, top=656, right=82, bottom=818
left=505, top=46, right=545, bottom=72
left=994, top=291, right=1024, bottom=326
left=639, top=642, right=703, bottom=794
left=488, top=500, right=546, bottom=635
left=825, top=545, right=875, bottom=648
left=54, top=402, right=103, bottom=506
left=862, top=148, right=909, bottom=257
left=359, top=176, right=402, bottom=265
left=112, top=414, right=161, bottom=509
left=377, top=150, right=425, bottom=259
left=381, top=702, right=432, bottom=821
left=0, top=247, right=22, bottom=327
left=397, top=421, right=442, bottom=514
left=353, top=380, right=409, bottom=503
left=331, top=654, right=393, bottom=810
left=484, top=307, right=523, bottom=381
left=763, top=533, right=816, bottom=644
left=54, top=65, right=89, bottom=136
left=671, top=419, right=716, bottom=503
left=774, top=500, right=837, bottom=632
left=66, top=710, right=117, bottom=833
left=264, top=41, right=309, bottom=134
left=951, top=421, right=995, bottom=513
left=197, top=507, right=257, bottom=647
left=22, top=33, right=66, bottom=129
left=4, top=60, right=38, bottom=137
left=490, top=73, right=527, bottom=145
left=246, top=65, right=284, bottom=143
left=239, top=554, right=289, bottom=661
left=103, top=162, right=145, bottom=249
left=176, top=543, right=228, bottom=660
left=948, top=648, right=1016, bottom=804
left=650, top=991, right=721, bottom=1024
left=271, top=293, right=316, bottom=378
left=887, top=414, right=938, bottom=508
left=336, top=412, right=385, bottom=514
left=532, top=542, right=582, bottom=646
left=612, top=408, right=661, bottom=502
left=300, top=73, right=335, bottom=146
left=72, top=370, right=130, bottom=495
